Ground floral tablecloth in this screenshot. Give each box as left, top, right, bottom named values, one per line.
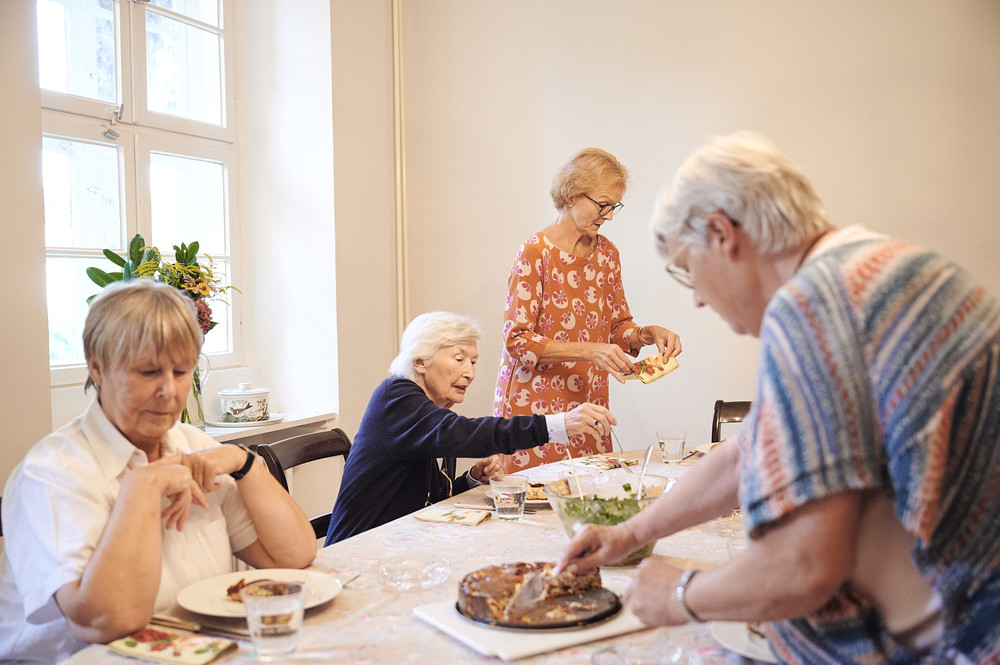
left=59, top=454, right=767, bottom=664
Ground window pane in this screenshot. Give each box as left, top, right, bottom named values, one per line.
left=47, top=256, right=101, bottom=366
left=200, top=259, right=233, bottom=355
left=37, top=0, right=117, bottom=103
left=146, top=11, right=222, bottom=125
left=149, top=152, right=226, bottom=254
left=42, top=136, right=122, bottom=249
left=148, top=0, right=219, bottom=27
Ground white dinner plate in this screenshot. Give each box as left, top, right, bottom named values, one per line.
left=205, top=413, right=285, bottom=428
left=711, top=621, right=778, bottom=663
left=177, top=569, right=342, bottom=617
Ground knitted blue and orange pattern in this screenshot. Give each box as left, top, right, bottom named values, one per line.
left=738, top=234, right=1000, bottom=664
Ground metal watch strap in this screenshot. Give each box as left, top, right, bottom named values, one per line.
left=225, top=442, right=255, bottom=480
left=675, top=568, right=704, bottom=623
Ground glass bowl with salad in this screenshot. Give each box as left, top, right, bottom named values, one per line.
left=544, top=471, right=672, bottom=566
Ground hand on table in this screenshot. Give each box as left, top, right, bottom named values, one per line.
left=624, top=557, right=688, bottom=626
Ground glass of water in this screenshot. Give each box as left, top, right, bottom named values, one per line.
left=241, top=580, right=307, bottom=661
left=489, top=474, right=529, bottom=521
left=657, top=429, right=687, bottom=463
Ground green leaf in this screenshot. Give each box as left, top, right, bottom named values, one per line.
left=127, top=234, right=146, bottom=264
left=86, top=267, right=117, bottom=287
left=102, top=248, right=126, bottom=268
left=187, top=240, right=200, bottom=263
left=122, top=260, right=138, bottom=280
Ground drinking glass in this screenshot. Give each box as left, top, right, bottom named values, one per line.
left=657, top=429, right=687, bottom=463
left=489, top=474, right=528, bottom=521
left=241, top=580, right=307, bottom=661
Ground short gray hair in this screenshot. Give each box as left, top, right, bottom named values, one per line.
left=84, top=279, right=203, bottom=393
left=388, top=311, right=483, bottom=381
left=651, top=131, right=834, bottom=258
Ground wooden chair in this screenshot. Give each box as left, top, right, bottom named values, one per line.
left=253, top=428, right=352, bottom=539
left=711, top=399, right=751, bottom=443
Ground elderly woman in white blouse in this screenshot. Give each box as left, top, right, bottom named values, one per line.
left=0, top=280, right=316, bottom=664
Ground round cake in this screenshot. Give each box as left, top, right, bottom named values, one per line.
left=457, top=561, right=602, bottom=623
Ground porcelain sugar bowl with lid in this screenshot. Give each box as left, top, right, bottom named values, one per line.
left=218, top=382, right=270, bottom=423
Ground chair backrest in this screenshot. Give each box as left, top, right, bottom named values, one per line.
left=711, top=399, right=752, bottom=443
left=253, top=428, right=352, bottom=539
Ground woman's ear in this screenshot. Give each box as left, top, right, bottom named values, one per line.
left=87, top=358, right=104, bottom=387
left=413, top=357, right=427, bottom=376
left=704, top=212, right=739, bottom=259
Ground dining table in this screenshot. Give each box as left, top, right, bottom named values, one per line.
left=58, top=450, right=773, bottom=665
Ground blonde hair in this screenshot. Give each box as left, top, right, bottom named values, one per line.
left=550, top=148, right=630, bottom=210
left=388, top=312, right=482, bottom=382
left=84, top=280, right=203, bottom=392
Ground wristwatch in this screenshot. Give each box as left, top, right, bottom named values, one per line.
left=225, top=442, right=256, bottom=480
left=675, top=568, right=704, bottom=623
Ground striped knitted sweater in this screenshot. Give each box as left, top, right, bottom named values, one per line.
left=737, top=228, right=1000, bottom=664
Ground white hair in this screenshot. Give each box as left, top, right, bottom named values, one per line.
left=651, top=131, right=834, bottom=258
left=388, top=311, right=482, bottom=381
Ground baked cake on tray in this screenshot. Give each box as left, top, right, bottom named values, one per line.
left=457, top=561, right=617, bottom=628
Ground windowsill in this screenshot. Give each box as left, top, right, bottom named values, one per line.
left=205, top=412, right=338, bottom=444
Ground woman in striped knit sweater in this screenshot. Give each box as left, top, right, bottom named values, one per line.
left=558, top=131, right=1000, bottom=664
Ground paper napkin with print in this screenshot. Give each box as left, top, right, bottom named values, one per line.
left=414, top=507, right=492, bottom=525
left=109, top=628, right=237, bottom=665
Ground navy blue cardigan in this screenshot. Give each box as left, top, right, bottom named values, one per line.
left=325, top=377, right=549, bottom=544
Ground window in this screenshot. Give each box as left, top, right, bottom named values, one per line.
left=38, top=0, right=239, bottom=384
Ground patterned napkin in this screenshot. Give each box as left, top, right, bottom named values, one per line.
left=414, top=507, right=492, bottom=525
left=109, top=628, right=237, bottom=664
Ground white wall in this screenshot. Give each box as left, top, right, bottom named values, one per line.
left=389, top=0, right=1000, bottom=450
left=0, top=1, right=53, bottom=490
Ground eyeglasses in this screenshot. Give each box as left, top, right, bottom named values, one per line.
left=583, top=194, right=624, bottom=218
left=664, top=243, right=694, bottom=289
left=663, top=215, right=740, bottom=289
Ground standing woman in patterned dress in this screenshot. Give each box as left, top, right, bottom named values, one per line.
left=494, top=148, right=682, bottom=472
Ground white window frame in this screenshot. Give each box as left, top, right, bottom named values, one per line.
left=42, top=0, right=241, bottom=387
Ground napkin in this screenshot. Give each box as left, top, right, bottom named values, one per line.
left=109, top=628, right=237, bottom=665
left=414, top=507, right=491, bottom=525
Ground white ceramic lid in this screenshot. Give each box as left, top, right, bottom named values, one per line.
left=218, top=382, right=270, bottom=398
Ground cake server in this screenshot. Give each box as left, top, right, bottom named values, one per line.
left=503, top=570, right=548, bottom=621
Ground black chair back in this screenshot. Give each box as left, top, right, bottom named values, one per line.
left=711, top=400, right=752, bottom=443
left=253, top=428, right=352, bottom=539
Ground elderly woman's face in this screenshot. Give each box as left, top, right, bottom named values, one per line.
left=88, top=348, right=194, bottom=451
left=415, top=342, right=478, bottom=409
left=569, top=184, right=623, bottom=239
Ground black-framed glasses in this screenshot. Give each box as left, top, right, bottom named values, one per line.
left=583, top=194, right=624, bottom=217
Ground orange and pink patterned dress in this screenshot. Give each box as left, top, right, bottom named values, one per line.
left=493, top=232, right=639, bottom=472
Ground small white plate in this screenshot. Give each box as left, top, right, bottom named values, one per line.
left=485, top=490, right=550, bottom=507
left=177, top=569, right=342, bottom=617
left=205, top=413, right=285, bottom=428
left=711, top=621, right=777, bottom=663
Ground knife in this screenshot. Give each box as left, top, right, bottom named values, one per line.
left=503, top=570, right=548, bottom=622
left=150, top=613, right=250, bottom=640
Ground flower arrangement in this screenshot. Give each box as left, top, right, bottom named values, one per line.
left=86, top=234, right=238, bottom=427
left=86, top=233, right=236, bottom=335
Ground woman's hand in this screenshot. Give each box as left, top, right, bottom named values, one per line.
left=624, top=558, right=687, bottom=625
left=470, top=455, right=503, bottom=481
left=640, top=325, right=683, bottom=359
left=587, top=343, right=640, bottom=383
left=555, top=522, right=639, bottom=574
left=161, top=445, right=248, bottom=493
left=139, top=463, right=209, bottom=531
left=564, top=403, right=616, bottom=439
